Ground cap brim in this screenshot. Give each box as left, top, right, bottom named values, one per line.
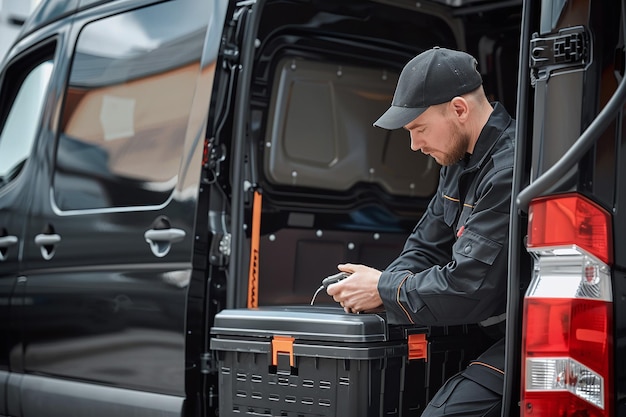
left=373, top=105, right=428, bottom=130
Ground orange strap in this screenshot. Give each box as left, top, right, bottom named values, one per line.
left=271, top=336, right=295, bottom=367
left=247, top=190, right=262, bottom=308
left=408, top=333, right=428, bottom=361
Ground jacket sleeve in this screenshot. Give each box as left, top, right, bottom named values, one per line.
left=385, top=169, right=454, bottom=274
left=378, top=165, right=512, bottom=326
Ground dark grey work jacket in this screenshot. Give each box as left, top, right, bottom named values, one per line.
left=378, top=102, right=515, bottom=326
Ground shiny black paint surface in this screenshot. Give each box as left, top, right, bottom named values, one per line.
left=18, top=0, right=210, bottom=397
left=0, top=0, right=220, bottom=415
left=0, top=0, right=558, bottom=416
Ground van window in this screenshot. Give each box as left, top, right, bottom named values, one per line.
left=0, top=48, right=55, bottom=189
left=53, top=1, right=206, bottom=210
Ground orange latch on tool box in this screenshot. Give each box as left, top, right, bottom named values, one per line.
left=407, top=333, right=428, bottom=361
left=271, top=336, right=295, bottom=367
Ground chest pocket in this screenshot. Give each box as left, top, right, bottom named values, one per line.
left=442, top=195, right=459, bottom=227
left=443, top=195, right=475, bottom=233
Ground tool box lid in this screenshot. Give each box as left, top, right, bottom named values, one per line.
left=211, top=306, right=392, bottom=343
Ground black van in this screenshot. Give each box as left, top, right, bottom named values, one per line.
left=0, top=0, right=622, bottom=416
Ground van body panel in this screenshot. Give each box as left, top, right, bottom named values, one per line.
left=0, top=0, right=541, bottom=416
left=18, top=0, right=215, bottom=399
left=0, top=0, right=223, bottom=415
left=18, top=373, right=183, bottom=417
left=0, top=14, right=70, bottom=417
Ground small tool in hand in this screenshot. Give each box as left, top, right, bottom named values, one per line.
left=310, top=272, right=349, bottom=305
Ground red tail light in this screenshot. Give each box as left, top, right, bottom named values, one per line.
left=527, top=193, right=612, bottom=264
left=522, top=193, right=613, bottom=417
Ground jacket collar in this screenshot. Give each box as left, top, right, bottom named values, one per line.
left=462, top=102, right=512, bottom=171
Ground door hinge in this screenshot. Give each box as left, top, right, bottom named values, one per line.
left=221, top=0, right=256, bottom=67
left=222, top=43, right=240, bottom=65
left=209, top=231, right=231, bottom=266
left=204, top=137, right=226, bottom=181
left=530, top=26, right=589, bottom=77
left=200, top=352, right=215, bottom=374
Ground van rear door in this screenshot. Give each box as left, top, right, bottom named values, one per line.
left=510, top=1, right=625, bottom=416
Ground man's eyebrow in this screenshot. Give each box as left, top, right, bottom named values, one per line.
left=404, top=122, right=425, bottom=131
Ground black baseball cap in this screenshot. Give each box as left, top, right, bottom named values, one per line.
left=374, top=47, right=482, bottom=130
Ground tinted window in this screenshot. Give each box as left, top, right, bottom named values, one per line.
left=0, top=47, right=55, bottom=189
left=53, top=2, right=207, bottom=210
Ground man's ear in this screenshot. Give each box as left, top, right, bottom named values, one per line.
left=450, top=96, right=469, bottom=122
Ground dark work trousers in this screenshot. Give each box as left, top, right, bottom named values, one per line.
left=420, top=338, right=505, bottom=417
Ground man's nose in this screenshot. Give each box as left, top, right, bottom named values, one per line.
left=409, top=134, right=422, bottom=152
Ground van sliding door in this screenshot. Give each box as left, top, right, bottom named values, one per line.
left=17, top=1, right=225, bottom=416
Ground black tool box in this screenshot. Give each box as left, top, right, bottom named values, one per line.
left=209, top=306, right=429, bottom=417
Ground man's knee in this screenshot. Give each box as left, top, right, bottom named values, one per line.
left=420, top=372, right=502, bottom=417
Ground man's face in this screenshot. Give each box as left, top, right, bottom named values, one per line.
left=404, top=104, right=469, bottom=166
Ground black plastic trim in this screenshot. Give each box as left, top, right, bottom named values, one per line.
left=502, top=0, right=534, bottom=414
left=18, top=373, right=183, bottom=417
left=516, top=50, right=626, bottom=212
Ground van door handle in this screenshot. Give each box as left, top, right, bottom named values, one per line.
left=34, top=233, right=61, bottom=260
left=34, top=234, right=61, bottom=246
left=144, top=228, right=186, bottom=258
left=0, top=235, right=18, bottom=248
left=144, top=228, right=186, bottom=243
left=0, top=235, right=18, bottom=262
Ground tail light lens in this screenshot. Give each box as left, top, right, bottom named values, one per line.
left=522, top=193, right=613, bottom=417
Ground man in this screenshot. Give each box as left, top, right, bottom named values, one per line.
left=326, top=47, right=514, bottom=417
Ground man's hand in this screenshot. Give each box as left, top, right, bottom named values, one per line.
left=325, top=263, right=384, bottom=314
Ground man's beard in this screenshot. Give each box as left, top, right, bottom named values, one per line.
left=438, top=123, right=470, bottom=166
